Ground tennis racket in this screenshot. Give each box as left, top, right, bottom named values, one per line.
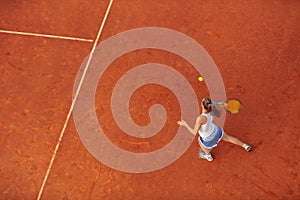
left=211, top=98, right=242, bottom=114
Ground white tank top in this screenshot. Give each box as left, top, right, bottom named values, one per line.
left=198, top=113, right=219, bottom=141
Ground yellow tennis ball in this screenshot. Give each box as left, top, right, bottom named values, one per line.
left=198, top=76, right=204, bottom=81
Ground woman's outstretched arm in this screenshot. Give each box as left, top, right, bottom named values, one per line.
left=177, top=116, right=203, bottom=136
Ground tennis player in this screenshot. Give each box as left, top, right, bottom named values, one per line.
left=177, top=98, right=251, bottom=161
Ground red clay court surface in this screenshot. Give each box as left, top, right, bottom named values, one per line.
left=0, top=0, right=300, bottom=199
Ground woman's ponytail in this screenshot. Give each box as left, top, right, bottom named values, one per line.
left=202, top=98, right=212, bottom=112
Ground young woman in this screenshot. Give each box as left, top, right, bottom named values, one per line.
left=177, top=98, right=251, bottom=162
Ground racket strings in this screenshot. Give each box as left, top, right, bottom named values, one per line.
left=225, top=100, right=241, bottom=113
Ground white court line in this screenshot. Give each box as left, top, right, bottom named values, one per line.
left=0, top=29, right=93, bottom=42
left=36, top=0, right=114, bottom=199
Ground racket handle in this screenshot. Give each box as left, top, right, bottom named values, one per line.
left=211, top=102, right=223, bottom=105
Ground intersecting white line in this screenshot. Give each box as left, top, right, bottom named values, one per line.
left=36, top=0, right=114, bottom=199
left=0, top=29, right=94, bottom=42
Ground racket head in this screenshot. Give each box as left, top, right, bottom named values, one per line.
left=224, top=98, right=242, bottom=114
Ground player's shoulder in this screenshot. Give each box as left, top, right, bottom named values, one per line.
left=196, top=114, right=207, bottom=123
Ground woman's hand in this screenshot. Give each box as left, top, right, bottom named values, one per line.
left=177, top=120, right=188, bottom=127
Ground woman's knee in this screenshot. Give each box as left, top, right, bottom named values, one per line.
left=222, top=132, right=230, bottom=142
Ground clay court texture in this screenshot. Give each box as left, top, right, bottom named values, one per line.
left=0, top=0, right=299, bottom=199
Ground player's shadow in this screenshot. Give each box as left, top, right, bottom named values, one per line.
left=211, top=105, right=222, bottom=117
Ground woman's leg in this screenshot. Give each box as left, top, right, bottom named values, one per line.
left=222, top=132, right=244, bottom=146
left=197, top=139, right=214, bottom=161
left=222, top=132, right=252, bottom=151
left=198, top=139, right=212, bottom=155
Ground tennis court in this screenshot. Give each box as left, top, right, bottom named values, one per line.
left=0, top=0, right=299, bottom=199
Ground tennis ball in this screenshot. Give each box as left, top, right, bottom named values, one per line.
left=198, top=76, right=204, bottom=81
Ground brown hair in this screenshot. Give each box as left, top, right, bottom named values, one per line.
left=202, top=98, right=212, bottom=112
